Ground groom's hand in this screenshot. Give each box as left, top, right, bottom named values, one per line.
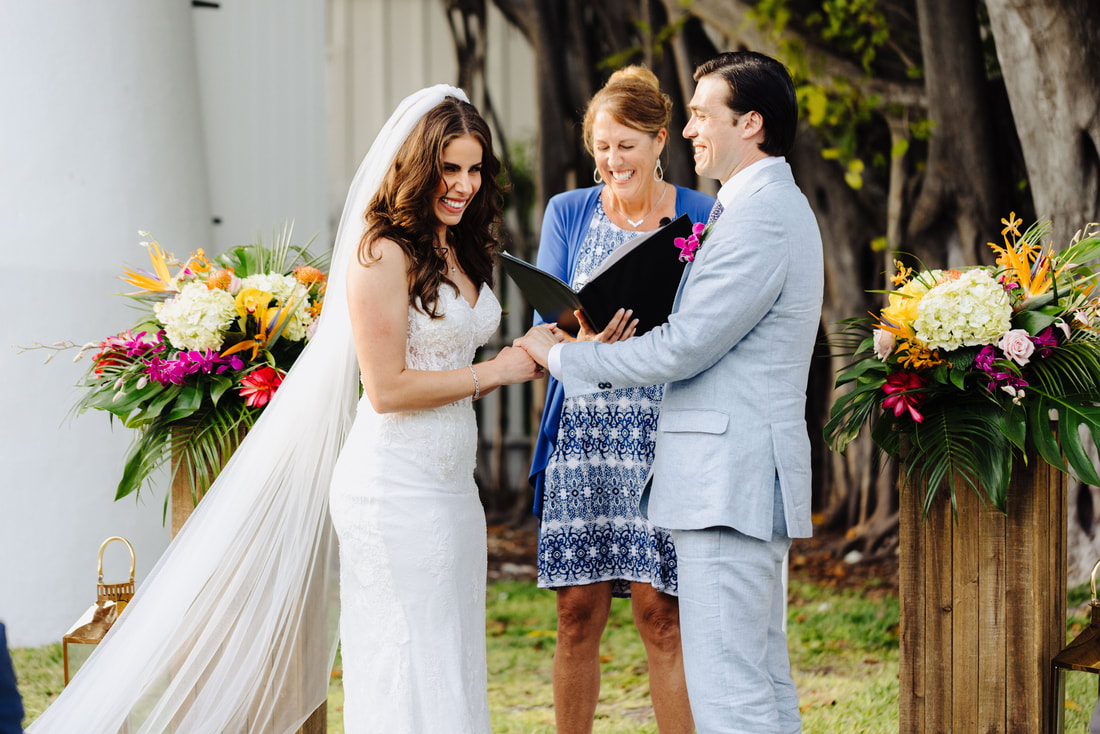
left=514, top=324, right=564, bottom=369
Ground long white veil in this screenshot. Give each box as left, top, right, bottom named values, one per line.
left=29, top=84, right=469, bottom=734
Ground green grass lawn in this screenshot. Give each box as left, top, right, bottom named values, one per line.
left=13, top=578, right=1099, bottom=732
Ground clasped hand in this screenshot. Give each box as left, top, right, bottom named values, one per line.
left=515, top=308, right=637, bottom=368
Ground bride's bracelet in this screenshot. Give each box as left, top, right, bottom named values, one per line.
left=469, top=364, right=480, bottom=400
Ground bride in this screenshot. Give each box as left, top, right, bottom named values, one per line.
left=28, top=86, right=541, bottom=733
left=330, top=94, right=540, bottom=732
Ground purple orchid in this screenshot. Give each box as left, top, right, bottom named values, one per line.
left=181, top=349, right=220, bottom=374
left=975, top=345, right=996, bottom=372
left=1030, top=327, right=1057, bottom=358
left=216, top=355, right=245, bottom=374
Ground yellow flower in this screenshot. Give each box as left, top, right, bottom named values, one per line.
left=1001, top=211, right=1023, bottom=238
left=891, top=259, right=914, bottom=287
left=895, top=340, right=945, bottom=370
left=235, top=287, right=273, bottom=321
left=881, top=279, right=928, bottom=330
left=186, top=248, right=212, bottom=275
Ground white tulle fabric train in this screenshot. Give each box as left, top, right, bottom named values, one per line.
left=28, top=84, right=469, bottom=734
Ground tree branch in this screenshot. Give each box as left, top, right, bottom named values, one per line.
left=685, top=0, right=927, bottom=108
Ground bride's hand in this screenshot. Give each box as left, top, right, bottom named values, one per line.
left=576, top=308, right=637, bottom=343
left=488, top=346, right=544, bottom=385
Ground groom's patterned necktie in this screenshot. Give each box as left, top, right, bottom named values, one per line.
left=706, top=200, right=724, bottom=227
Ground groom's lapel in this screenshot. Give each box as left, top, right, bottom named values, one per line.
left=672, top=260, right=694, bottom=311
left=670, top=163, right=792, bottom=313
left=672, top=206, right=727, bottom=311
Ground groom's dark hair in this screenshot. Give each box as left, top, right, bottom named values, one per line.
left=694, top=52, right=797, bottom=157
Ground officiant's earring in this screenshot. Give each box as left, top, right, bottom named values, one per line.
left=593, top=167, right=604, bottom=184
left=654, top=158, right=664, bottom=182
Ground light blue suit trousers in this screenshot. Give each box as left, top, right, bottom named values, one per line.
left=672, top=482, right=799, bottom=733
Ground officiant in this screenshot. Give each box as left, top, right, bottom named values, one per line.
left=526, top=65, right=713, bottom=733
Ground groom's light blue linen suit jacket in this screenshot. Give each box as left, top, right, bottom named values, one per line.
left=557, top=161, right=823, bottom=541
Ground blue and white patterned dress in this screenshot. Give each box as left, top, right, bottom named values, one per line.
left=537, top=201, right=677, bottom=598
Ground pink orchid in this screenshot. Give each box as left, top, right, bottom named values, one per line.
left=674, top=222, right=708, bottom=263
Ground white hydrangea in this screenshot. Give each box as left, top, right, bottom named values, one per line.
left=914, top=269, right=1012, bottom=351
left=154, top=282, right=237, bottom=350
left=238, top=273, right=314, bottom=342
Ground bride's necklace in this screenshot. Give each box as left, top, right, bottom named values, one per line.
left=435, top=242, right=458, bottom=273
left=605, top=183, right=668, bottom=228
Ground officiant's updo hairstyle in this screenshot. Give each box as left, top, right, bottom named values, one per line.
left=361, top=95, right=503, bottom=318
left=582, top=65, right=672, bottom=161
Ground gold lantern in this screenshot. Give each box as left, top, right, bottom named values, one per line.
left=1052, top=558, right=1100, bottom=733
left=62, top=536, right=136, bottom=685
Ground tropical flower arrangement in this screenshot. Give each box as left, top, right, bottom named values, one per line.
left=55, top=226, right=328, bottom=506
left=826, top=214, right=1100, bottom=513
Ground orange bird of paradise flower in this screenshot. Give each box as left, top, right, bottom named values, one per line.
left=987, top=211, right=1064, bottom=301
left=120, top=238, right=179, bottom=294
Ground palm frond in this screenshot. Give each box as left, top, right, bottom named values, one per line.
left=903, top=398, right=1013, bottom=514
left=824, top=317, right=876, bottom=360
left=1028, top=342, right=1100, bottom=395
left=114, top=398, right=253, bottom=508
left=825, top=368, right=887, bottom=452
left=264, top=220, right=295, bottom=273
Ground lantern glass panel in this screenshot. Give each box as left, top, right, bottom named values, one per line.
left=62, top=639, right=96, bottom=684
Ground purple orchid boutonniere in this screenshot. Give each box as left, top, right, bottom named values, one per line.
left=674, top=221, right=711, bottom=263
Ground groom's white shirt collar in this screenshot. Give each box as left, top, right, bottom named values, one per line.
left=716, top=155, right=785, bottom=210
left=547, top=155, right=787, bottom=380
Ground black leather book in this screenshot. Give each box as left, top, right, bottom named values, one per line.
left=499, top=214, right=693, bottom=335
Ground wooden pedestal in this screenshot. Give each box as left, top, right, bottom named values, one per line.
left=899, top=457, right=1067, bottom=733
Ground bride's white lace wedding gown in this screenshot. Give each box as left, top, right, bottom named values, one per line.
left=329, top=282, right=500, bottom=734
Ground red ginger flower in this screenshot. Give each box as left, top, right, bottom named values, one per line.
left=238, top=366, right=285, bottom=408
left=882, top=371, right=927, bottom=423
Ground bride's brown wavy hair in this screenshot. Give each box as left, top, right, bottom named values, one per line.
left=359, top=96, right=503, bottom=318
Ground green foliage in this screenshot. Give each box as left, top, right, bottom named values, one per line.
left=900, top=397, right=1013, bottom=513
left=748, top=0, right=915, bottom=190
left=806, top=0, right=890, bottom=73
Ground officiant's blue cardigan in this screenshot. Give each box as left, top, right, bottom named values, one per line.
left=528, top=184, right=716, bottom=515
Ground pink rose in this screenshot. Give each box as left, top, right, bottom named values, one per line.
left=872, top=329, right=895, bottom=361
left=998, top=328, right=1035, bottom=366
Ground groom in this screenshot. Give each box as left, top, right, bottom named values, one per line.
left=518, top=51, right=822, bottom=733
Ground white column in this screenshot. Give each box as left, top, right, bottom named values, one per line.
left=192, top=0, right=328, bottom=252
left=0, top=2, right=211, bottom=646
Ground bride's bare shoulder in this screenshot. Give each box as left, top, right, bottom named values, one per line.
left=356, top=235, right=410, bottom=267
left=347, top=236, right=411, bottom=298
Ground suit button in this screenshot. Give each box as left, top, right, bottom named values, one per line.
left=598, top=381, right=612, bottom=389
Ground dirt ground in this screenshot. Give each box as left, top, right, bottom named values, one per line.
left=487, top=521, right=900, bottom=592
